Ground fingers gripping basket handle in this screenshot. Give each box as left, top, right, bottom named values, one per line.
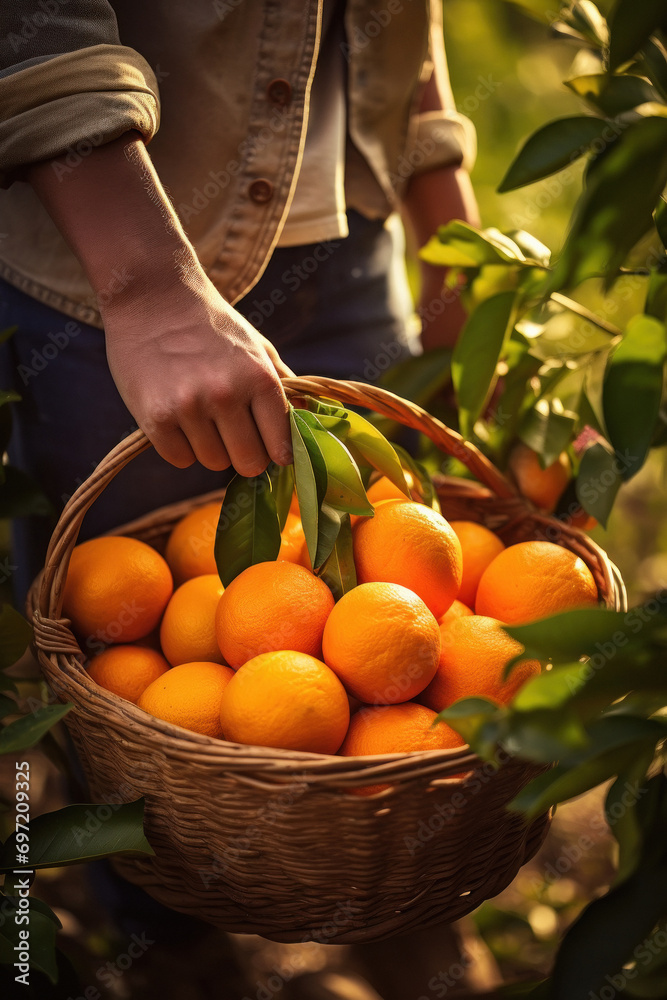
left=38, top=375, right=516, bottom=625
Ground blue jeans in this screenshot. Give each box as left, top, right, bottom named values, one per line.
left=0, top=210, right=414, bottom=600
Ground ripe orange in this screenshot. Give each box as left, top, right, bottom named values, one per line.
left=438, top=599, right=473, bottom=626
left=449, top=521, right=505, bottom=609
left=350, top=473, right=415, bottom=526
left=165, top=502, right=221, bottom=585
left=339, top=703, right=465, bottom=794
left=568, top=505, right=597, bottom=531
left=508, top=443, right=570, bottom=513
left=353, top=501, right=462, bottom=619
left=215, top=561, right=334, bottom=668
left=138, top=661, right=234, bottom=738
left=87, top=645, right=170, bottom=703
left=278, top=511, right=309, bottom=566
left=422, top=615, right=541, bottom=711
left=160, top=574, right=225, bottom=666
left=475, top=540, right=599, bottom=624
left=63, top=536, right=173, bottom=644
left=219, top=650, right=349, bottom=754
left=322, top=581, right=441, bottom=704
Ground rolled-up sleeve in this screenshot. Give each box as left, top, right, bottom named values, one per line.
left=404, top=0, right=477, bottom=176
left=0, top=2, right=159, bottom=183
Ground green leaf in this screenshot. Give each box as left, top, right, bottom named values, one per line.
left=519, top=399, right=577, bottom=468
left=452, top=290, right=517, bottom=438
left=602, top=314, right=666, bottom=480
left=290, top=410, right=331, bottom=567
left=270, top=461, right=294, bottom=531
left=436, top=697, right=500, bottom=746
left=505, top=607, right=650, bottom=663
left=645, top=266, right=667, bottom=321
left=565, top=74, right=660, bottom=115
left=344, top=411, right=409, bottom=495
left=575, top=440, right=623, bottom=527
left=313, top=501, right=342, bottom=570
left=642, top=37, right=667, bottom=101
left=0, top=799, right=154, bottom=872
left=498, top=116, right=612, bottom=193
left=605, top=761, right=657, bottom=885
left=0, top=466, right=53, bottom=519
left=507, top=230, right=552, bottom=267
left=550, top=116, right=667, bottom=291
left=0, top=605, right=32, bottom=670
left=420, top=221, right=527, bottom=268
left=551, top=855, right=667, bottom=1000
left=0, top=693, right=17, bottom=719
left=0, top=704, right=72, bottom=755
left=318, top=514, right=357, bottom=601
left=609, top=0, right=667, bottom=70
left=391, top=444, right=440, bottom=510
left=510, top=663, right=595, bottom=713
left=214, top=471, right=281, bottom=586
left=377, top=348, right=452, bottom=408
left=298, top=412, right=373, bottom=515
left=0, top=897, right=59, bottom=983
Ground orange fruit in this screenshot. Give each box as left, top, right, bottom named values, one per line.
left=165, top=502, right=221, bottom=585
left=508, top=443, right=570, bottom=513
left=353, top=501, right=462, bottom=619
left=215, top=561, right=334, bottom=668
left=475, top=540, right=599, bottom=624
left=219, top=650, right=349, bottom=754
left=438, top=599, right=473, bottom=626
left=138, top=661, right=234, bottom=738
left=449, top=521, right=505, bottom=609
left=322, top=581, right=441, bottom=704
left=350, top=474, right=415, bottom=526
left=87, top=645, right=170, bottom=703
left=568, top=505, right=597, bottom=531
left=339, top=703, right=465, bottom=794
left=278, top=511, right=309, bottom=566
left=159, top=574, right=225, bottom=667
left=63, top=536, right=173, bottom=644
left=422, top=615, right=541, bottom=711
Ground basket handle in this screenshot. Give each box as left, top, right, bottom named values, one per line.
left=38, top=375, right=516, bottom=623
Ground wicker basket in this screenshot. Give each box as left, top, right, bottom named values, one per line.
left=28, top=376, right=626, bottom=944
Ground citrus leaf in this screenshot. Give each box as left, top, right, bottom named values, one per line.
left=391, top=444, right=440, bottom=510
left=609, top=0, right=667, bottom=70
left=0, top=897, right=59, bottom=983
left=642, top=37, right=667, bottom=101
left=318, top=514, right=356, bottom=601
left=575, top=440, right=623, bottom=527
left=298, top=412, right=373, bottom=516
left=549, top=116, right=667, bottom=291
left=214, top=471, right=281, bottom=586
left=603, top=314, right=666, bottom=480
left=519, top=399, right=578, bottom=468
left=344, top=410, right=409, bottom=495
left=452, top=290, right=517, bottom=438
left=269, top=461, right=295, bottom=531
left=290, top=410, right=330, bottom=568
left=420, top=221, right=527, bottom=268
left=605, top=760, right=657, bottom=885
left=505, top=607, right=638, bottom=663
left=0, top=798, right=154, bottom=872
left=565, top=74, right=659, bottom=115
left=0, top=704, right=72, bottom=755
left=498, top=116, right=611, bottom=193
left=314, top=502, right=341, bottom=570
left=377, top=348, right=452, bottom=408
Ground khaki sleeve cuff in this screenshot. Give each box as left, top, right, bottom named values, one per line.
left=406, top=111, right=477, bottom=176
left=0, top=44, right=160, bottom=183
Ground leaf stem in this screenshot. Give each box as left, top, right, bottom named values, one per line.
left=550, top=292, right=623, bottom=337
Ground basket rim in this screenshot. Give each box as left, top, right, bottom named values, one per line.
left=30, top=375, right=626, bottom=783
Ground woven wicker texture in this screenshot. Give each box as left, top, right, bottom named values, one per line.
left=29, top=376, right=626, bottom=942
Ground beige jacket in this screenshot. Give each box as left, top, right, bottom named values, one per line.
left=0, top=0, right=476, bottom=327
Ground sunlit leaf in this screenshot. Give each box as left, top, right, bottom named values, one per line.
left=420, top=221, right=527, bottom=268
left=391, top=444, right=440, bottom=511
left=498, top=116, right=611, bottom=193
left=344, top=411, right=409, bottom=495
left=549, top=116, right=667, bottom=291
left=642, top=37, right=667, bottom=101
left=318, top=514, right=357, bottom=600
left=505, top=607, right=646, bottom=663
left=298, top=412, right=373, bottom=515
left=290, top=410, right=328, bottom=568
left=269, top=461, right=294, bottom=531
left=452, top=290, right=517, bottom=438
left=565, top=74, right=659, bottom=115
left=214, top=472, right=281, bottom=586
left=602, top=314, right=666, bottom=479
left=519, top=399, right=577, bottom=467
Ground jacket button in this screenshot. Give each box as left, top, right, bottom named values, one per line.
left=267, top=78, right=292, bottom=105
left=249, top=178, right=274, bottom=203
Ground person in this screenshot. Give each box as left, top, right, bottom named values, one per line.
left=0, top=0, right=479, bottom=598
left=0, top=4, right=484, bottom=998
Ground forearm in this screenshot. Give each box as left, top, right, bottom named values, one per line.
left=26, top=132, right=201, bottom=311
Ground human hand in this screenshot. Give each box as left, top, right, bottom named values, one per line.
left=103, top=271, right=294, bottom=475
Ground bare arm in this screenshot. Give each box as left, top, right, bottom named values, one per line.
left=27, top=132, right=294, bottom=475
left=402, top=75, right=481, bottom=350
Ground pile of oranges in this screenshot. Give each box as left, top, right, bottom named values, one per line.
left=65, top=474, right=600, bottom=770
